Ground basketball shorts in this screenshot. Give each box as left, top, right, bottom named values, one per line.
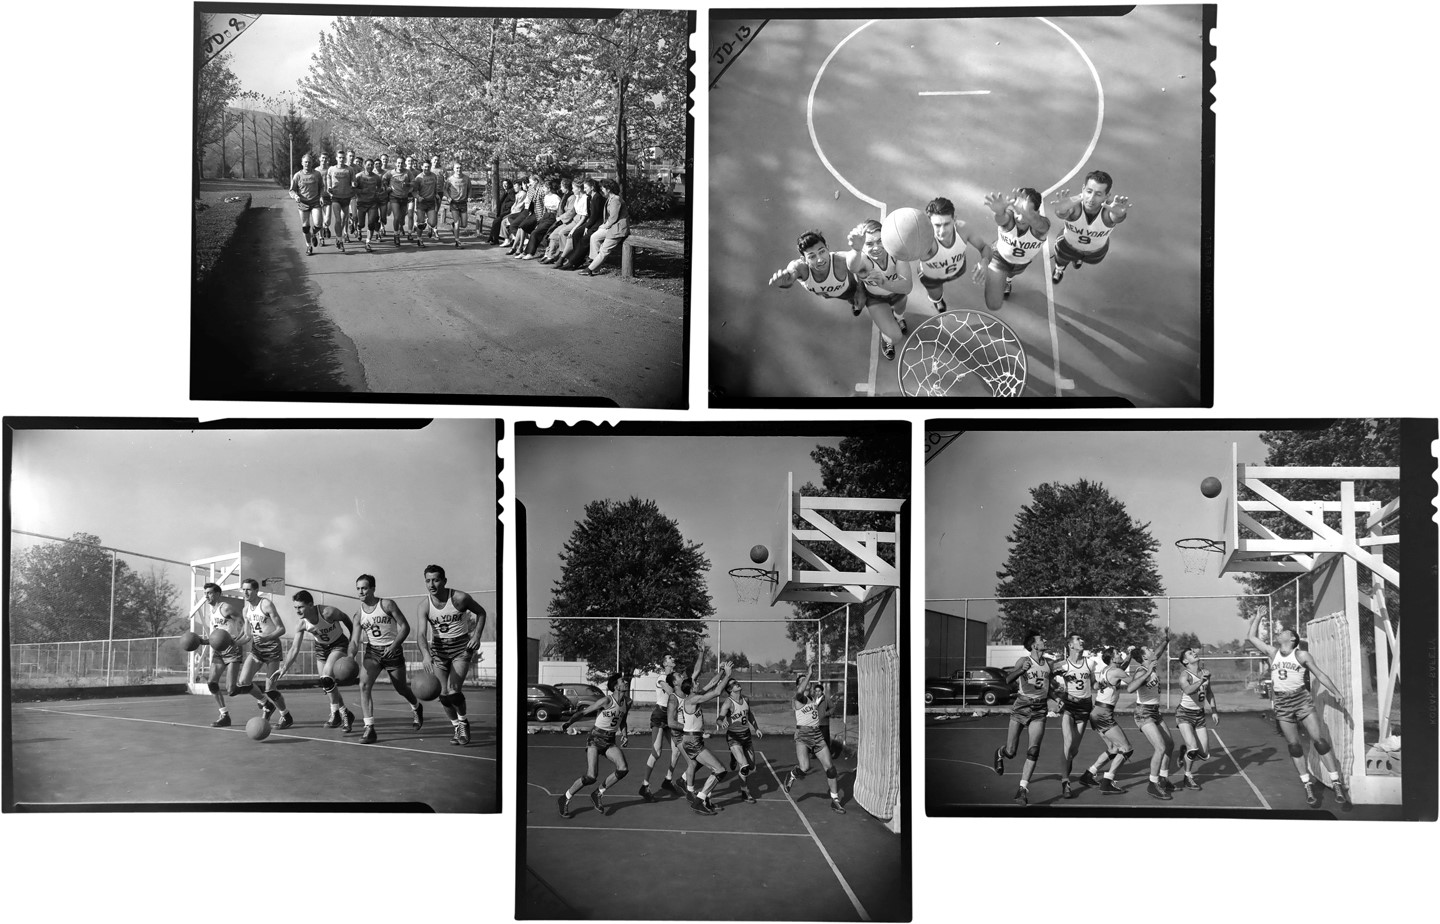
left=668, top=725, right=684, bottom=745
left=430, top=634, right=470, bottom=668
left=649, top=704, right=669, bottom=729
left=1175, top=705, right=1208, bottom=729
left=329, top=196, right=351, bottom=214
left=860, top=287, right=906, bottom=310
left=358, top=202, right=381, bottom=229
left=250, top=639, right=284, bottom=664
left=727, top=730, right=756, bottom=764
left=588, top=727, right=619, bottom=752
left=1010, top=697, right=1049, bottom=725
left=390, top=198, right=409, bottom=221
left=988, top=252, right=1035, bottom=277
left=1133, top=703, right=1163, bottom=728
left=795, top=725, right=827, bottom=756
left=214, top=641, right=246, bottom=666
left=1053, top=237, right=1109, bottom=266
left=681, top=732, right=706, bottom=761
left=314, top=641, right=348, bottom=665
left=415, top=197, right=438, bottom=219
left=920, top=264, right=965, bottom=295
left=1061, top=697, right=1094, bottom=723
left=448, top=200, right=468, bottom=224
left=1272, top=687, right=1316, bottom=724
left=1089, top=702, right=1119, bottom=732
left=363, top=643, right=405, bottom=671
left=295, top=197, right=321, bottom=215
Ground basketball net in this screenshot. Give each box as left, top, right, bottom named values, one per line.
left=728, top=567, right=777, bottom=604
left=898, top=310, right=1027, bottom=397
left=1175, top=537, right=1224, bottom=574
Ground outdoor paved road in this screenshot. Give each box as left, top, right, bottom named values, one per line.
left=195, top=183, right=686, bottom=407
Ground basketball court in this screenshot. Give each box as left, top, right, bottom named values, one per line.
left=710, top=9, right=1208, bottom=402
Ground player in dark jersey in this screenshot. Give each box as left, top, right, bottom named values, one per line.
left=288, top=154, right=325, bottom=257
left=558, top=672, right=632, bottom=818
left=442, top=161, right=472, bottom=248
left=415, top=564, right=488, bottom=745
left=352, top=575, right=423, bottom=743
left=1123, top=633, right=1175, bottom=800
left=1046, top=171, right=1131, bottom=285
left=1078, top=646, right=1135, bottom=795
left=274, top=590, right=356, bottom=730
left=718, top=677, right=764, bottom=803
left=767, top=229, right=864, bottom=317
left=781, top=664, right=845, bottom=814
left=1052, top=633, right=1095, bottom=800
left=972, top=188, right=1050, bottom=309
left=673, top=661, right=735, bottom=815
left=993, top=631, right=1053, bottom=805
left=234, top=578, right=294, bottom=728
left=639, top=641, right=705, bottom=802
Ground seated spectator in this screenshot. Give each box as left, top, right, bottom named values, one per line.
left=556, top=178, right=605, bottom=271
left=522, top=179, right=563, bottom=259
left=488, top=178, right=516, bottom=245
left=580, top=178, right=630, bottom=276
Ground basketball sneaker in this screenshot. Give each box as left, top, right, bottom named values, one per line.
left=1099, top=779, right=1123, bottom=795
left=934, top=298, right=948, bottom=313
left=830, top=797, right=846, bottom=815
left=1080, top=770, right=1099, bottom=787
left=691, top=797, right=717, bottom=816
left=639, top=783, right=656, bottom=803
left=1334, top=780, right=1351, bottom=808
left=741, top=789, right=757, bottom=804
left=457, top=718, right=471, bottom=745
left=359, top=724, right=377, bottom=744
left=1003, top=278, right=1013, bottom=299
left=411, top=703, right=424, bottom=730
left=781, top=770, right=796, bottom=793
left=211, top=712, right=231, bottom=728
left=324, top=710, right=341, bottom=728
left=660, top=778, right=678, bottom=794
left=1147, top=781, right=1172, bottom=801
left=590, top=790, right=605, bottom=815
left=276, top=712, right=294, bottom=730
left=1303, top=781, right=1319, bottom=807
left=993, top=747, right=1006, bottom=776
left=1052, top=263, right=1065, bottom=285
left=895, top=314, right=908, bottom=335
left=1013, top=786, right=1028, bottom=806
left=557, top=795, right=573, bottom=819
left=341, top=708, right=355, bottom=733
left=881, top=337, right=895, bottom=361
left=1061, top=780, right=1074, bottom=799
left=1184, top=774, right=1202, bottom=791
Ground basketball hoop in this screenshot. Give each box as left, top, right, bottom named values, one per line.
left=729, top=567, right=777, bottom=604
left=898, top=310, right=1028, bottom=398
left=1175, top=538, right=1225, bottom=574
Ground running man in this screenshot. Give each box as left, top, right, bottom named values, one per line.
left=1047, top=171, right=1131, bottom=285
left=767, top=229, right=864, bottom=317
left=351, top=574, right=423, bottom=743
left=442, top=161, right=472, bottom=248
left=199, top=583, right=247, bottom=727
left=919, top=197, right=990, bottom=314
left=354, top=158, right=383, bottom=253
left=1246, top=612, right=1350, bottom=808
left=382, top=156, right=413, bottom=245
left=415, top=564, right=487, bottom=746
left=326, top=152, right=356, bottom=251
left=1173, top=646, right=1219, bottom=792
left=1124, top=633, right=1176, bottom=800
left=718, top=676, right=764, bottom=803
left=674, top=661, right=735, bottom=815
left=972, top=188, right=1050, bottom=310
left=557, top=672, right=631, bottom=818
left=288, top=153, right=325, bottom=257
left=234, top=578, right=293, bottom=729
left=274, top=590, right=355, bottom=730
left=1078, top=647, right=1135, bottom=796
left=846, top=219, right=914, bottom=361
left=1051, top=633, right=1095, bottom=800
left=317, top=153, right=335, bottom=242
left=638, top=641, right=705, bottom=802
left=412, top=158, right=441, bottom=248
left=993, top=631, right=1053, bottom=806
left=781, top=664, right=846, bottom=814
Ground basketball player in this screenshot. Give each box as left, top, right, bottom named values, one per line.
left=199, top=583, right=247, bottom=727
left=972, top=188, right=1050, bottom=310
left=375, top=154, right=392, bottom=238
left=1051, top=633, right=1095, bottom=800
left=1245, top=612, right=1350, bottom=808
left=781, top=665, right=846, bottom=814
left=638, top=641, right=705, bottom=801
left=316, top=153, right=333, bottom=242
left=993, top=631, right=1052, bottom=805
left=1173, top=646, right=1219, bottom=792
left=674, top=661, right=735, bottom=815
left=234, top=578, right=293, bottom=729
left=442, top=161, right=472, bottom=248
left=1124, top=633, right=1176, bottom=800
left=767, top=229, right=863, bottom=317
left=411, top=158, right=441, bottom=248
left=718, top=677, right=764, bottom=803
left=1078, top=647, right=1135, bottom=795
left=326, top=152, right=355, bottom=251
left=919, top=197, right=991, bottom=313
left=415, top=564, right=488, bottom=746
left=354, top=158, right=383, bottom=253
left=846, top=219, right=913, bottom=361
left=558, top=672, right=631, bottom=818
left=288, top=153, right=325, bottom=257
left=382, top=156, right=413, bottom=245
left=274, top=590, right=355, bottom=730
left=1047, top=171, right=1131, bottom=285
left=351, top=575, right=423, bottom=743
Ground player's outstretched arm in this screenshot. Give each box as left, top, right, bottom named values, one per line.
left=562, top=698, right=603, bottom=732
left=693, top=663, right=734, bottom=706
left=1104, top=195, right=1132, bottom=225
left=844, top=224, right=869, bottom=273
left=1297, top=651, right=1345, bottom=703
left=690, top=641, right=706, bottom=681
left=273, top=624, right=307, bottom=679
left=1245, top=610, right=1274, bottom=657
left=1124, top=660, right=1155, bottom=693
left=984, top=191, right=1012, bottom=221
left=768, top=259, right=804, bottom=288
left=1048, top=188, right=1081, bottom=220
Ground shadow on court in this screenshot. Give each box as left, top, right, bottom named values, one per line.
left=7, top=688, right=498, bottom=812
left=523, top=735, right=908, bottom=920
left=926, top=710, right=1404, bottom=819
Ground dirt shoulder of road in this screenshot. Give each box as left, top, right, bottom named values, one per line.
left=193, top=193, right=252, bottom=285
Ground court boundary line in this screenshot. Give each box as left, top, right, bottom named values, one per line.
left=530, top=825, right=810, bottom=838
left=759, top=750, right=871, bottom=922
left=1210, top=729, right=1272, bottom=809
left=24, top=706, right=495, bottom=762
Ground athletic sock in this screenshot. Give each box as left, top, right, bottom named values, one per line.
left=1328, top=771, right=1341, bottom=782
left=1104, top=771, right=1115, bottom=780
left=1299, top=773, right=1311, bottom=783
left=1018, top=779, right=1029, bottom=790
left=364, top=717, right=375, bottom=727
left=452, top=719, right=463, bottom=728
left=218, top=708, right=228, bottom=715
left=1149, top=774, right=1159, bottom=783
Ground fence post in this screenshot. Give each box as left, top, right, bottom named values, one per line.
left=614, top=617, right=620, bottom=676
left=1062, top=597, right=1068, bottom=640
left=843, top=605, right=851, bottom=743
left=106, top=550, right=117, bottom=686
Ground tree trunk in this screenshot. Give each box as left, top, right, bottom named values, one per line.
left=615, top=72, right=630, bottom=202
left=220, top=110, right=229, bottom=179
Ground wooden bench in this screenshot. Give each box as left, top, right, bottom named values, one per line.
left=621, top=234, right=686, bottom=278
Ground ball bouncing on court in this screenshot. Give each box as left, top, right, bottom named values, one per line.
left=411, top=671, right=441, bottom=701
left=246, top=716, right=272, bottom=741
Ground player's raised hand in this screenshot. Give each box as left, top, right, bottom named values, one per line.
left=847, top=223, right=867, bottom=249
left=1051, top=188, right=1071, bottom=203
left=1107, top=194, right=1132, bottom=216
left=971, top=249, right=990, bottom=284
left=768, top=267, right=794, bottom=287
left=983, top=191, right=1008, bottom=215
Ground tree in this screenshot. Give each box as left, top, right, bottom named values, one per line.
left=119, top=567, right=184, bottom=638
left=9, top=533, right=134, bottom=644
left=1172, top=631, right=1202, bottom=655
left=195, top=16, right=243, bottom=182
left=274, top=104, right=314, bottom=182
left=994, top=479, right=1165, bottom=649
left=720, top=649, right=751, bottom=669
left=548, top=497, right=715, bottom=673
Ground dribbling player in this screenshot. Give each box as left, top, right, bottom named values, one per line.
left=973, top=188, right=1050, bottom=310
left=274, top=591, right=355, bottom=730
left=558, top=673, right=631, bottom=818
left=416, top=564, right=488, bottom=746
left=1047, top=171, right=1131, bottom=286
left=200, top=583, right=247, bottom=727
left=767, top=229, right=864, bottom=317
left=352, top=575, right=423, bottom=743
left=235, top=578, right=293, bottom=729
left=993, top=631, right=1052, bottom=805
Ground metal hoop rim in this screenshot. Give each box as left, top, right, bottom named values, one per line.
left=1174, top=537, right=1225, bottom=552
left=728, top=566, right=779, bottom=580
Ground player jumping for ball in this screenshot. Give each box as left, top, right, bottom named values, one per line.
left=993, top=631, right=1053, bottom=806
left=1124, top=632, right=1175, bottom=800
left=718, top=676, right=764, bottom=803
left=919, top=198, right=991, bottom=314
left=847, top=219, right=913, bottom=361
left=781, top=664, right=846, bottom=814
left=1078, top=647, right=1135, bottom=796
left=767, top=229, right=864, bottom=317
left=275, top=591, right=356, bottom=730
left=1051, top=633, right=1095, bottom=800
left=973, top=188, right=1050, bottom=310
left=558, top=672, right=632, bottom=818
left=1246, top=612, right=1350, bottom=808
left=235, top=578, right=294, bottom=729
left=415, top=564, right=488, bottom=746
left=199, top=583, right=247, bottom=727
left=639, top=640, right=705, bottom=801
left=675, top=661, right=736, bottom=815
left=1173, top=646, right=1219, bottom=791
left=352, top=575, right=423, bottom=743
left=1047, top=171, right=1131, bottom=286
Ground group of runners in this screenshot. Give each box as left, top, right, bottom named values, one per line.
left=197, top=564, right=487, bottom=745
left=555, top=644, right=847, bottom=818
left=767, top=170, right=1132, bottom=360
left=288, top=150, right=478, bottom=255
left=991, top=613, right=1349, bottom=809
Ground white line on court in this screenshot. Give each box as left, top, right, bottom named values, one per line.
left=1210, top=729, right=1272, bottom=810
left=925, top=756, right=998, bottom=773
left=25, top=706, right=495, bottom=761
left=918, top=90, right=990, bottom=96
left=759, top=751, right=871, bottom=922
left=530, top=825, right=810, bottom=838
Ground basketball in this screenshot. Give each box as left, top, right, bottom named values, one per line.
left=749, top=544, right=769, bottom=564
left=208, top=627, right=232, bottom=652
left=411, top=671, right=441, bottom=701
left=246, top=716, right=271, bottom=741
left=179, top=630, right=202, bottom=652
left=1200, top=476, right=1222, bottom=498
left=880, top=207, right=934, bottom=261
left=331, top=656, right=359, bottom=684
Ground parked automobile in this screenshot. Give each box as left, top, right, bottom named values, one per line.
left=553, top=682, right=606, bottom=712
left=526, top=684, right=573, bottom=722
left=925, top=667, right=1017, bottom=706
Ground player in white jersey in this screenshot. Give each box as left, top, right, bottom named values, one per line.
left=719, top=677, right=764, bottom=803
left=993, top=631, right=1053, bottom=806
left=781, top=664, right=846, bottom=814
left=1047, top=170, right=1131, bottom=285
left=1123, top=633, right=1175, bottom=800
left=558, top=672, right=632, bottom=818
left=846, top=219, right=914, bottom=361
left=1050, top=633, right=1096, bottom=800
left=639, top=640, right=705, bottom=802
left=199, top=582, right=248, bottom=727
left=1173, top=646, right=1219, bottom=791
left=973, top=187, right=1050, bottom=311
left=274, top=591, right=356, bottom=729
left=672, top=661, right=735, bottom=815
left=351, top=574, right=423, bottom=744
left=1078, top=646, right=1135, bottom=796
left=233, top=578, right=294, bottom=729
left=918, top=197, right=991, bottom=314
left=768, top=229, right=864, bottom=316
left=416, top=564, right=488, bottom=746
left=1246, top=611, right=1349, bottom=808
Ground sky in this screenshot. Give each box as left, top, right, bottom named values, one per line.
left=926, top=429, right=1271, bottom=647
left=205, top=11, right=336, bottom=103
left=9, top=421, right=497, bottom=629
left=517, top=433, right=849, bottom=665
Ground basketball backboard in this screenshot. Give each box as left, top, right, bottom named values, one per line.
left=769, top=472, right=794, bottom=605
left=239, top=542, right=286, bottom=595
left=1216, top=441, right=1239, bottom=575
left=767, top=472, right=903, bottom=606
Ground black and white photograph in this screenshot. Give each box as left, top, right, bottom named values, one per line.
left=192, top=6, right=692, bottom=406
left=517, top=422, right=910, bottom=920
left=709, top=7, right=1212, bottom=404
left=924, top=420, right=1437, bottom=820
left=3, top=418, right=500, bottom=813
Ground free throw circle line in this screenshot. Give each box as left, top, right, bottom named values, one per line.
left=807, top=20, right=886, bottom=211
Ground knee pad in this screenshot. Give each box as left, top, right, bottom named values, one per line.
left=1185, top=748, right=1201, bottom=761
left=825, top=766, right=838, bottom=780
left=235, top=683, right=253, bottom=697
left=207, top=681, right=220, bottom=695
left=612, top=767, right=628, bottom=781
left=319, top=676, right=336, bottom=693
left=739, top=764, right=754, bottom=779
left=1119, top=747, right=1135, bottom=760
left=1313, top=738, right=1331, bottom=756
left=452, top=692, right=466, bottom=711
left=1025, top=746, right=1041, bottom=761
left=1287, top=742, right=1305, bottom=758
left=712, top=771, right=729, bottom=786
left=437, top=693, right=454, bottom=709
left=581, top=774, right=597, bottom=786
